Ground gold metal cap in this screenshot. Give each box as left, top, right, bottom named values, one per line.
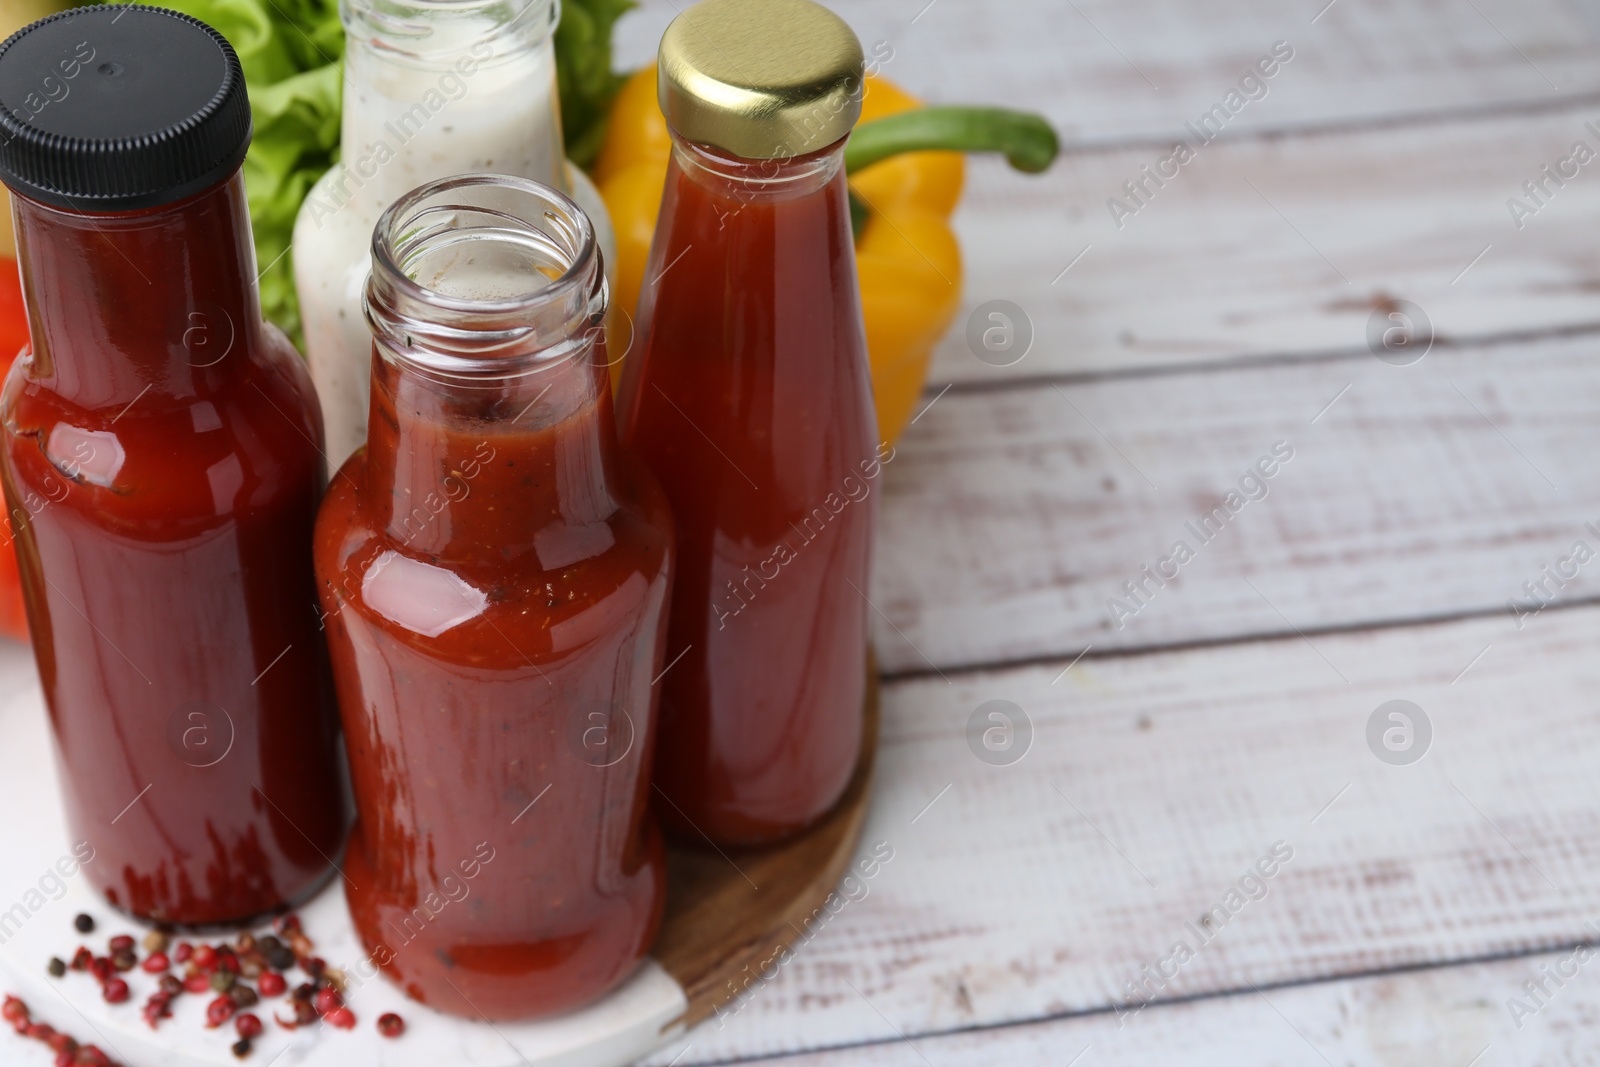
left=658, top=0, right=865, bottom=160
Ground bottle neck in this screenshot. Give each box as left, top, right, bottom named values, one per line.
left=11, top=172, right=263, bottom=408
left=335, top=0, right=566, bottom=213
left=669, top=133, right=847, bottom=204
left=363, top=348, right=623, bottom=561
left=359, top=173, right=618, bottom=563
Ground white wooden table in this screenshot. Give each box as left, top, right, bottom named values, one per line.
left=610, top=0, right=1600, bottom=1062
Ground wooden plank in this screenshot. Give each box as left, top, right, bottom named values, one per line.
left=929, top=103, right=1600, bottom=383
left=652, top=948, right=1600, bottom=1066
left=871, top=331, right=1600, bottom=674
left=618, top=0, right=1600, bottom=146
left=636, top=606, right=1600, bottom=1063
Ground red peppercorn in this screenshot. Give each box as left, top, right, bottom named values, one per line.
left=47, top=1031, right=75, bottom=1053
left=158, top=975, right=182, bottom=998
left=234, top=1013, right=263, bottom=1039
left=192, top=945, right=218, bottom=971
left=140, top=953, right=169, bottom=974
left=2, top=995, right=28, bottom=1023
left=69, top=948, right=92, bottom=971
left=313, top=987, right=341, bottom=1016
left=377, top=1012, right=404, bottom=1038
left=141, top=992, right=172, bottom=1029
left=107, top=935, right=134, bottom=954
left=75, top=1046, right=113, bottom=1066
left=88, top=958, right=112, bottom=983
left=173, top=942, right=193, bottom=964
left=184, top=974, right=212, bottom=995
left=102, top=979, right=129, bottom=1004
left=256, top=972, right=286, bottom=997
left=324, top=1007, right=356, bottom=1030
left=301, top=956, right=326, bottom=980
left=205, top=996, right=236, bottom=1028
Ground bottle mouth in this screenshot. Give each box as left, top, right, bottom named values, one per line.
left=342, top=0, right=559, bottom=66
left=366, top=173, right=604, bottom=378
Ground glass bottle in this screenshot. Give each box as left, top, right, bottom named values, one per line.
left=314, top=174, right=671, bottom=1019
left=0, top=7, right=346, bottom=925
left=294, top=0, right=615, bottom=467
left=616, top=0, right=879, bottom=846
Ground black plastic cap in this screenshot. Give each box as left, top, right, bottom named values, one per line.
left=0, top=5, right=251, bottom=212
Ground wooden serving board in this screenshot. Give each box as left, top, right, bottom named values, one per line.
left=0, top=643, right=878, bottom=1067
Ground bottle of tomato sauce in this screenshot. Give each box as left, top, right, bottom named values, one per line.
left=0, top=7, right=347, bottom=925
left=315, top=175, right=673, bottom=1018
left=616, top=0, right=879, bottom=846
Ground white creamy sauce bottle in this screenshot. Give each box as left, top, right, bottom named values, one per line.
left=295, top=0, right=614, bottom=467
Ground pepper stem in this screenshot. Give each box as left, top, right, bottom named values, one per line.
left=844, top=106, right=1060, bottom=175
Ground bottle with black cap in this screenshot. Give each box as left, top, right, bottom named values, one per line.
left=0, top=5, right=346, bottom=927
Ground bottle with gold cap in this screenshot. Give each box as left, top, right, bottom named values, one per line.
left=616, top=0, right=879, bottom=846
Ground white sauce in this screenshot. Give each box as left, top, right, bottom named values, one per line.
left=294, top=5, right=614, bottom=467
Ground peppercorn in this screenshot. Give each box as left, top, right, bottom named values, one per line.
left=377, top=1012, right=405, bottom=1038
left=173, top=942, right=193, bottom=964
left=72, top=914, right=94, bottom=934
left=234, top=1012, right=263, bottom=1039
left=256, top=972, right=286, bottom=997
left=47, top=958, right=66, bottom=978
left=102, top=979, right=129, bottom=1004
left=313, top=987, right=341, bottom=1016
left=69, top=947, right=92, bottom=971
left=231, top=986, right=259, bottom=1009
left=231, top=1037, right=252, bottom=1059
left=143, top=931, right=168, bottom=955
left=324, top=1006, right=355, bottom=1030
left=210, top=971, right=236, bottom=993
left=111, top=951, right=137, bottom=973
left=107, top=935, right=134, bottom=954
left=266, top=947, right=296, bottom=973
left=159, top=974, right=182, bottom=997
left=141, top=952, right=169, bottom=974
left=205, top=995, right=236, bottom=1028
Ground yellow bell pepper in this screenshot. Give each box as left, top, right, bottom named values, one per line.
left=594, top=65, right=1057, bottom=443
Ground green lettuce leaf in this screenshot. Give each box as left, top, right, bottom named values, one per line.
left=556, top=0, right=636, bottom=169
left=142, top=0, right=343, bottom=348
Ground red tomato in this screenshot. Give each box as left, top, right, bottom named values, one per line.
left=0, top=257, right=31, bottom=641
